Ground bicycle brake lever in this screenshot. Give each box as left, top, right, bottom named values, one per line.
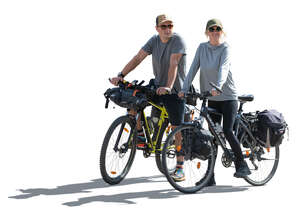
left=132, top=80, right=138, bottom=85
left=137, top=80, right=145, bottom=86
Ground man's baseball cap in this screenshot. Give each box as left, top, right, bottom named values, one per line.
left=156, top=14, right=173, bottom=26
left=206, top=18, right=223, bottom=30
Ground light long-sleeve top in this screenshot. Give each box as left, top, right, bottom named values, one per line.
left=182, top=42, right=238, bottom=101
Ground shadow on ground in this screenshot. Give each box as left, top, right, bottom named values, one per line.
left=9, top=175, right=249, bottom=205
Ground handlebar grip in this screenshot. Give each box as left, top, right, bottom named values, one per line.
left=137, top=80, right=145, bottom=86
left=209, top=82, right=223, bottom=93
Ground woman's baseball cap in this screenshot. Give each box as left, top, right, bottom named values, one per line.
left=206, top=18, right=223, bottom=30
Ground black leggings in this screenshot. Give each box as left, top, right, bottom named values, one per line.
left=208, top=100, right=244, bottom=162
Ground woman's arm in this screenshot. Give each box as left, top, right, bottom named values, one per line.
left=216, top=47, right=230, bottom=89
left=182, top=46, right=201, bottom=93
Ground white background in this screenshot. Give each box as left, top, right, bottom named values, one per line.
left=1, top=0, right=299, bottom=217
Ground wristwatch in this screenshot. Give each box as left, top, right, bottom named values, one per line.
left=117, top=72, right=125, bottom=78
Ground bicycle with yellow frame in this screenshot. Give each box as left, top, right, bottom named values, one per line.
left=100, top=79, right=172, bottom=185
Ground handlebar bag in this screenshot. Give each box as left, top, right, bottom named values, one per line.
left=104, top=87, right=148, bottom=110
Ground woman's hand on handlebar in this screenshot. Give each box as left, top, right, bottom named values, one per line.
left=109, top=76, right=123, bottom=86
left=178, top=91, right=185, bottom=98
left=211, top=88, right=220, bottom=96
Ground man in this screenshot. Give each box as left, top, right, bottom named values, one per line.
left=110, top=14, right=186, bottom=180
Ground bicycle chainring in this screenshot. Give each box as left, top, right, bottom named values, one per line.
left=221, top=152, right=233, bottom=168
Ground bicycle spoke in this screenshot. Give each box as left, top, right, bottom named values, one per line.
left=260, top=158, right=279, bottom=161
left=161, top=124, right=215, bottom=193
left=243, top=145, right=279, bottom=185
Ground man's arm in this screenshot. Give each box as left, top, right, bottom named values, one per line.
left=110, top=49, right=148, bottom=85
left=157, top=53, right=183, bottom=95
left=121, top=49, right=149, bottom=77
left=166, top=53, right=183, bottom=88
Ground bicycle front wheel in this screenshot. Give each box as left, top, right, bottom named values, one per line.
left=243, top=145, right=279, bottom=186
left=100, top=115, right=137, bottom=185
left=161, top=124, right=216, bottom=193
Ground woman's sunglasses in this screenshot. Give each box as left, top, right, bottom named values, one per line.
left=159, top=24, right=174, bottom=30
left=208, top=26, right=222, bottom=32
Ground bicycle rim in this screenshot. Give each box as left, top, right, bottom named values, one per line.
left=243, top=145, right=279, bottom=186
left=161, top=125, right=215, bottom=193
left=100, top=116, right=137, bottom=185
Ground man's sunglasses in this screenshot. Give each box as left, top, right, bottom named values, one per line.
left=208, top=26, right=222, bottom=32
left=159, top=24, right=174, bottom=30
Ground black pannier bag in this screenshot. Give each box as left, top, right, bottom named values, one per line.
left=182, top=127, right=214, bottom=160
left=104, top=87, right=148, bottom=110
left=255, top=109, right=287, bottom=147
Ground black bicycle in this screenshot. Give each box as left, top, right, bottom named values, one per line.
left=161, top=83, right=281, bottom=193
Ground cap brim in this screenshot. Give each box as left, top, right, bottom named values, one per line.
left=207, top=24, right=222, bottom=29
left=158, top=19, right=173, bottom=25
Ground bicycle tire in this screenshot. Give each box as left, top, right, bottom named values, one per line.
left=100, top=115, right=137, bottom=185
left=243, top=145, right=280, bottom=186
left=161, top=124, right=216, bottom=193
left=154, top=120, right=169, bottom=174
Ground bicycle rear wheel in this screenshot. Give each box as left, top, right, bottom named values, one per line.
left=243, top=144, right=279, bottom=186
left=161, top=125, right=216, bottom=193
left=100, top=115, right=137, bottom=185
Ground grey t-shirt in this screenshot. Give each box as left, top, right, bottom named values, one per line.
left=142, top=33, right=186, bottom=93
left=182, top=42, right=238, bottom=101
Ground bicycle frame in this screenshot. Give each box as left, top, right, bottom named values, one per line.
left=197, top=98, right=231, bottom=157
left=135, top=100, right=169, bottom=154
left=234, top=114, right=259, bottom=155
left=197, top=97, right=262, bottom=162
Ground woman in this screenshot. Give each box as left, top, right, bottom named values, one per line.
left=173, top=19, right=251, bottom=184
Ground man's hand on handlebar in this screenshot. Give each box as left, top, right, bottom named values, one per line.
left=109, top=76, right=123, bottom=86
left=156, top=87, right=171, bottom=95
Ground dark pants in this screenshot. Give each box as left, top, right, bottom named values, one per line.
left=151, top=94, right=185, bottom=126
left=208, top=100, right=244, bottom=162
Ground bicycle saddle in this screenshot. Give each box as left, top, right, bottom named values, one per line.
left=238, top=94, right=254, bottom=102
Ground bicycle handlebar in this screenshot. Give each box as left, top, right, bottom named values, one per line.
left=209, top=82, right=223, bottom=93
left=186, top=91, right=212, bottom=100
left=185, top=82, right=223, bottom=100
left=117, top=79, right=157, bottom=96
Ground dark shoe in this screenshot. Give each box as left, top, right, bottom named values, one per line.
left=196, top=174, right=216, bottom=187
left=234, top=160, right=251, bottom=178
